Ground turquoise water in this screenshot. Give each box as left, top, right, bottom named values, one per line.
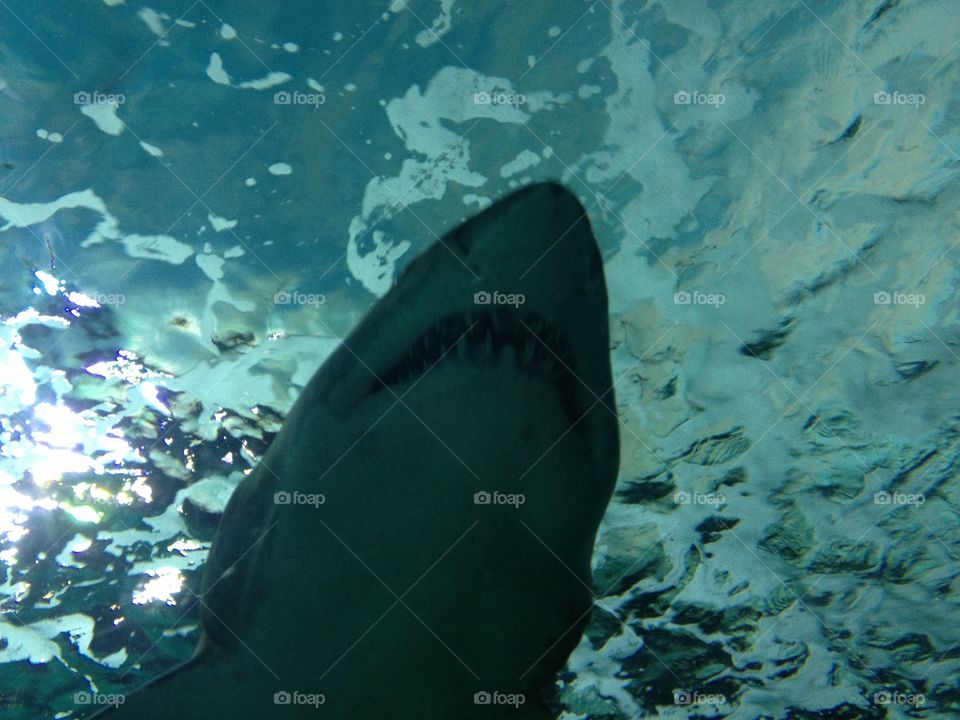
left=1, top=1, right=958, bottom=718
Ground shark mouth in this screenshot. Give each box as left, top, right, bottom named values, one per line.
left=370, top=308, right=583, bottom=422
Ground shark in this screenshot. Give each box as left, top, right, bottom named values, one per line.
left=89, top=182, right=619, bottom=719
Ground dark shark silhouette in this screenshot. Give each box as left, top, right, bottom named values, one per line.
left=90, top=182, right=619, bottom=719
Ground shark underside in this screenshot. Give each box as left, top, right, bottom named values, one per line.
left=89, top=182, right=619, bottom=719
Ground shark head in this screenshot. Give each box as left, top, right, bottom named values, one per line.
left=90, top=182, right=619, bottom=719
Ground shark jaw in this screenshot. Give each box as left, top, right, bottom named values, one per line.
left=89, top=183, right=619, bottom=719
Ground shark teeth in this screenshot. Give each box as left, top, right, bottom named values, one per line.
left=370, top=308, right=581, bottom=419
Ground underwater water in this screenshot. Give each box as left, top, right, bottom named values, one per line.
left=1, top=0, right=959, bottom=717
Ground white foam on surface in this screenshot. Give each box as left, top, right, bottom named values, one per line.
left=238, top=72, right=291, bottom=90
left=0, top=614, right=99, bottom=665
left=207, top=48, right=291, bottom=90
left=415, top=0, right=456, bottom=48
left=205, top=52, right=232, bottom=85
left=499, top=149, right=541, bottom=178
left=80, top=101, right=125, bottom=135
left=55, top=535, right=93, bottom=569
left=139, top=141, right=164, bottom=157
left=0, top=189, right=121, bottom=248
left=207, top=212, right=237, bottom=231
left=346, top=65, right=569, bottom=295
left=36, top=128, right=63, bottom=143
left=137, top=8, right=167, bottom=37
left=121, top=234, right=193, bottom=264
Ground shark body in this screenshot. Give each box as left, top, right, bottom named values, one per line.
left=90, top=182, right=619, bottom=719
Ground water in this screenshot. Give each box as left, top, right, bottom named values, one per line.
left=1, top=1, right=958, bottom=717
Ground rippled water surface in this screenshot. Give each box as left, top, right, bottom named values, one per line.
left=1, top=1, right=958, bottom=718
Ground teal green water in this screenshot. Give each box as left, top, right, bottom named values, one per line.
left=1, top=1, right=958, bottom=718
